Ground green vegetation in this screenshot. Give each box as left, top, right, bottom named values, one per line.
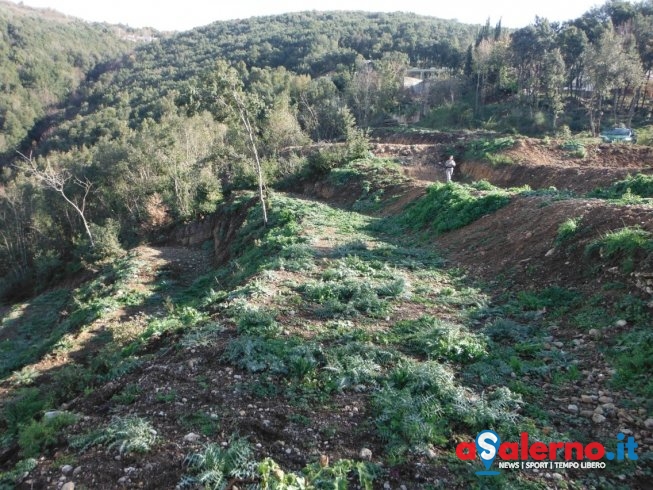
left=555, top=217, right=581, bottom=245
left=585, top=226, right=653, bottom=273
left=70, top=416, right=157, bottom=455
left=588, top=173, right=653, bottom=201
left=399, top=182, right=511, bottom=234
left=1, top=1, right=653, bottom=487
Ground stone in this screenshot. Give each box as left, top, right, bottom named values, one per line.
left=61, top=465, right=74, bottom=476
left=567, top=404, right=579, bottom=414
left=588, top=329, right=600, bottom=339
left=615, top=319, right=627, bottom=327
left=184, top=432, right=201, bottom=443
left=644, top=418, right=653, bottom=430
left=44, top=411, right=64, bottom=421
left=593, top=413, right=607, bottom=424
left=360, top=448, right=373, bottom=460
left=73, top=467, right=82, bottom=477
left=581, top=395, right=594, bottom=404
left=61, top=483, right=75, bottom=490
left=598, top=396, right=613, bottom=404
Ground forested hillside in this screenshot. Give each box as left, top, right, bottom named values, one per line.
left=0, top=0, right=142, bottom=153
left=1, top=2, right=653, bottom=487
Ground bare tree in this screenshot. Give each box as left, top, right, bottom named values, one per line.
left=16, top=151, right=95, bottom=247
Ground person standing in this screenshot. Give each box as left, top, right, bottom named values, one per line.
left=444, top=155, right=456, bottom=183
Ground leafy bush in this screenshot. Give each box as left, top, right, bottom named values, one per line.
left=400, top=182, right=511, bottom=235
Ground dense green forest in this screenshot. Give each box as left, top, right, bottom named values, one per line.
left=1, top=0, right=653, bottom=299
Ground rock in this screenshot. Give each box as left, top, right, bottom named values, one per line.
left=581, top=410, right=594, bottom=418
left=552, top=341, right=564, bottom=348
left=61, top=465, right=74, bottom=476
left=545, top=248, right=555, bottom=257
left=61, top=483, right=75, bottom=490
left=44, top=411, right=64, bottom=421
left=588, top=329, right=600, bottom=339
left=384, top=482, right=391, bottom=490
left=184, top=432, right=201, bottom=443
left=644, top=418, right=653, bottom=430
left=615, top=319, right=627, bottom=327
left=599, top=396, right=613, bottom=404
left=581, top=395, right=595, bottom=404
left=594, top=406, right=604, bottom=415
left=567, top=404, right=579, bottom=414
left=360, top=448, right=373, bottom=460
left=602, top=403, right=616, bottom=411
left=73, top=467, right=82, bottom=477
left=593, top=413, right=607, bottom=424
left=118, top=476, right=129, bottom=484
left=552, top=473, right=563, bottom=480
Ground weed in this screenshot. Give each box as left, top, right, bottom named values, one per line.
left=556, top=217, right=581, bottom=245
left=18, top=411, right=78, bottom=457
left=585, top=226, right=653, bottom=273
left=181, top=437, right=257, bottom=488
left=610, top=328, right=653, bottom=400
left=588, top=173, right=653, bottom=199
left=2, top=388, right=50, bottom=439
left=156, top=390, right=177, bottom=403
left=70, top=416, right=157, bottom=455
left=235, top=308, right=280, bottom=337
left=180, top=412, right=221, bottom=437
left=112, top=384, right=143, bottom=405
left=399, top=182, right=511, bottom=235
left=561, top=139, right=587, bottom=158
left=10, top=365, right=40, bottom=386
left=180, top=322, right=225, bottom=349
left=0, top=459, right=37, bottom=488
left=389, top=316, right=486, bottom=363
left=464, top=137, right=516, bottom=161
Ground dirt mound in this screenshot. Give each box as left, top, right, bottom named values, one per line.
left=436, top=196, right=653, bottom=297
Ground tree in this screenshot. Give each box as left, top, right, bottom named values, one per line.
left=15, top=151, right=95, bottom=247
left=186, top=61, right=269, bottom=226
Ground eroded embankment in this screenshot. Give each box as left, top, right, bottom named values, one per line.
left=436, top=195, right=653, bottom=298
left=459, top=161, right=653, bottom=194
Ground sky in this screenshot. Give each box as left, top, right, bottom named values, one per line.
left=8, top=0, right=606, bottom=31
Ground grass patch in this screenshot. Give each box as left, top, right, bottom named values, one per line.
left=399, top=182, right=511, bottom=235
left=588, top=173, right=653, bottom=200
left=610, top=329, right=653, bottom=401
left=585, top=226, right=653, bottom=273
left=555, top=217, right=580, bottom=245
